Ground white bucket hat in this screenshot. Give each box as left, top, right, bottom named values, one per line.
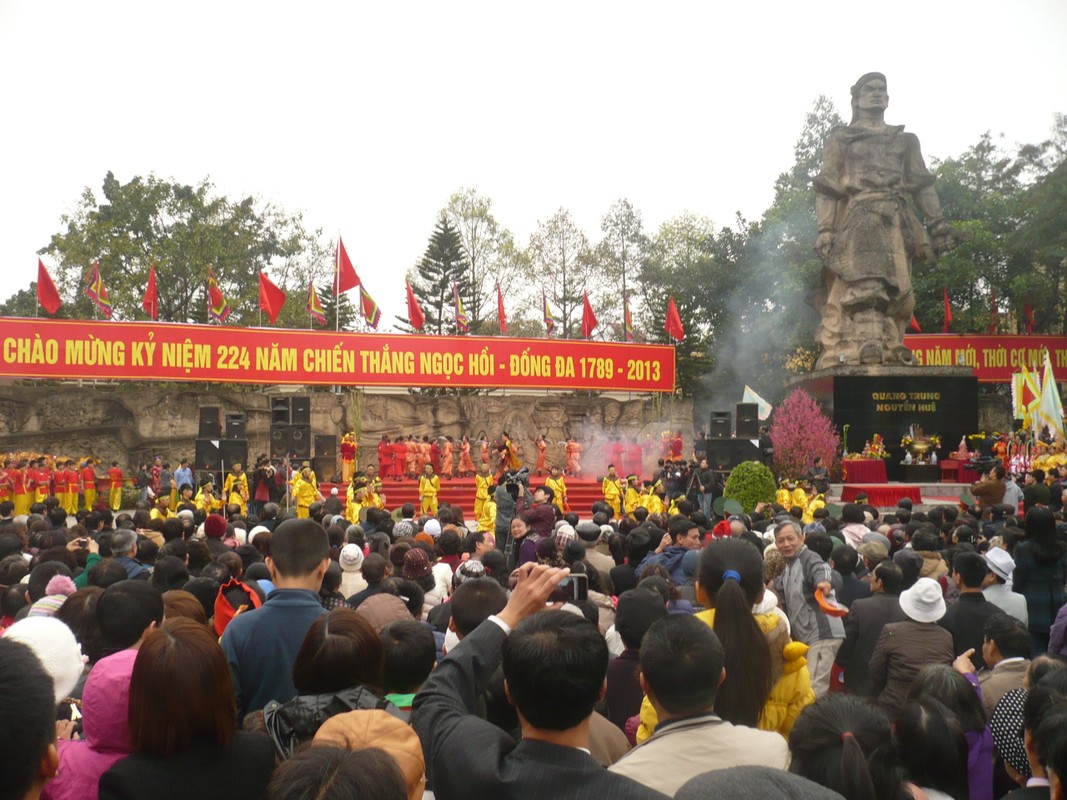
left=899, top=577, right=946, bottom=623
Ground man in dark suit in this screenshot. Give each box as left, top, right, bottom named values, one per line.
left=835, top=561, right=907, bottom=696
left=411, top=562, right=668, bottom=800
left=940, top=552, right=1002, bottom=671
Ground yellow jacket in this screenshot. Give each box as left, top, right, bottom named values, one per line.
left=545, top=475, right=567, bottom=512
left=478, top=498, right=497, bottom=533
left=624, top=486, right=642, bottom=515
left=637, top=606, right=814, bottom=740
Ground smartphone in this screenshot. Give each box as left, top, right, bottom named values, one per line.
left=550, top=573, right=588, bottom=603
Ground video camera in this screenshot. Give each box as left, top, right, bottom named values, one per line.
left=502, top=467, right=531, bottom=499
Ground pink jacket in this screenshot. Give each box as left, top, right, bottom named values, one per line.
left=43, top=649, right=137, bottom=800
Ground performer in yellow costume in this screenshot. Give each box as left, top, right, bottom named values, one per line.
left=419, top=463, right=441, bottom=516
left=478, top=492, right=497, bottom=534
left=107, top=462, right=124, bottom=511
left=150, top=494, right=175, bottom=521
left=346, top=478, right=368, bottom=524
left=474, top=462, right=493, bottom=521
left=292, top=467, right=322, bottom=519
left=195, top=480, right=223, bottom=513
left=545, top=464, right=568, bottom=514
left=223, top=463, right=250, bottom=516
left=602, top=465, right=622, bottom=518
left=623, top=475, right=642, bottom=516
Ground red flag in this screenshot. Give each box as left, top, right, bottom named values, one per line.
left=497, top=283, right=507, bottom=335
left=909, top=314, right=922, bottom=333
left=37, top=259, right=62, bottom=315
left=664, top=295, right=685, bottom=341
left=334, top=237, right=359, bottom=295
left=143, top=263, right=159, bottom=320
left=581, top=292, right=598, bottom=338
left=1024, top=303, right=1036, bottom=335
left=257, top=271, right=287, bottom=325
left=406, top=280, right=425, bottom=331
left=988, top=291, right=999, bottom=334
left=943, top=288, right=953, bottom=333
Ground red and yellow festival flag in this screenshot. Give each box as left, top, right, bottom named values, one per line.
left=453, top=283, right=470, bottom=333
left=497, top=283, right=507, bottom=335
left=84, top=261, right=113, bottom=319
left=207, top=268, right=231, bottom=323
left=624, top=292, right=635, bottom=342
left=542, top=287, right=555, bottom=336
left=143, top=263, right=159, bottom=320
left=306, top=281, right=326, bottom=327
left=360, top=285, right=381, bottom=329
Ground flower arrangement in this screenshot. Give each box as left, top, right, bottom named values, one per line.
left=768, top=389, right=841, bottom=480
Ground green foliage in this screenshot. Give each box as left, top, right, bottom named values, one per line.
left=526, top=208, right=597, bottom=339
left=723, top=461, right=777, bottom=514
left=36, top=172, right=330, bottom=327
left=443, top=188, right=525, bottom=335
left=401, top=214, right=471, bottom=335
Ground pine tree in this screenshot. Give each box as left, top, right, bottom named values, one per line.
left=401, top=215, right=471, bottom=335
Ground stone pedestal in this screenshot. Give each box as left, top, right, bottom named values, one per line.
left=789, top=366, right=978, bottom=482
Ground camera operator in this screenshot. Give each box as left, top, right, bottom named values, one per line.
left=693, top=458, right=719, bottom=520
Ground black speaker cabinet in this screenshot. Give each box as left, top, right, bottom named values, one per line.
left=219, top=440, right=248, bottom=469
left=291, top=396, right=311, bottom=425
left=709, top=411, right=732, bottom=439
left=225, top=413, right=247, bottom=440
left=290, top=425, right=312, bottom=459
left=269, top=424, right=292, bottom=457
left=735, top=403, right=759, bottom=439
left=315, top=435, right=337, bottom=458
left=198, top=407, right=221, bottom=439
left=313, top=457, right=336, bottom=482
left=271, top=398, right=291, bottom=425
left=195, top=438, right=221, bottom=471
left=706, top=439, right=760, bottom=472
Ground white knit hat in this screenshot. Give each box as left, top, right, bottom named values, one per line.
left=899, top=577, right=947, bottom=623
left=339, top=543, right=365, bottom=572
left=3, top=617, right=86, bottom=702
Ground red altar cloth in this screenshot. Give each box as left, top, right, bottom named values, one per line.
left=840, top=484, right=923, bottom=506
left=842, top=459, right=888, bottom=483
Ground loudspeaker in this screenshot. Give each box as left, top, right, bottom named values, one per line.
left=291, top=396, right=311, bottom=425
left=195, top=438, right=221, bottom=471
left=271, top=399, right=291, bottom=425
left=706, top=439, right=760, bottom=472
left=709, top=411, right=732, bottom=439
left=313, top=457, right=335, bottom=482
left=225, top=414, right=247, bottom=440
left=735, top=403, right=759, bottom=439
left=269, top=424, right=292, bottom=457
left=315, top=435, right=337, bottom=458
left=290, top=425, right=312, bottom=459
left=220, top=440, right=248, bottom=469
left=198, top=407, right=221, bottom=439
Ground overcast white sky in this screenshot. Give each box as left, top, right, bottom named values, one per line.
left=2, top=0, right=1065, bottom=328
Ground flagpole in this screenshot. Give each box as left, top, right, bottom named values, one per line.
left=335, top=233, right=341, bottom=333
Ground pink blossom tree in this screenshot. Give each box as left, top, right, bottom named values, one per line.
left=769, top=389, right=841, bottom=480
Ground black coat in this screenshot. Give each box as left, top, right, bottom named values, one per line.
left=836, top=592, right=907, bottom=696
left=99, top=731, right=275, bottom=800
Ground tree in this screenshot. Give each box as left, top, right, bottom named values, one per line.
left=526, top=208, right=596, bottom=339
left=38, top=171, right=329, bottom=327
left=596, top=199, right=649, bottom=339
left=314, top=284, right=361, bottom=332
left=769, top=389, right=840, bottom=480
left=443, top=188, right=525, bottom=335
left=401, top=214, right=471, bottom=335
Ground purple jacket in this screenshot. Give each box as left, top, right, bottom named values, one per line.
left=43, top=649, right=137, bottom=800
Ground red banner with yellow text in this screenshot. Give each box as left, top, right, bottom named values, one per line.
left=0, top=318, right=676, bottom=392
left=903, top=334, right=1067, bottom=383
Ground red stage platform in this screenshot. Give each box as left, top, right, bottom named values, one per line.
left=840, top=484, right=922, bottom=506
left=320, top=476, right=612, bottom=519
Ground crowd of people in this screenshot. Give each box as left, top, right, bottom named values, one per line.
left=5, top=449, right=1067, bottom=800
